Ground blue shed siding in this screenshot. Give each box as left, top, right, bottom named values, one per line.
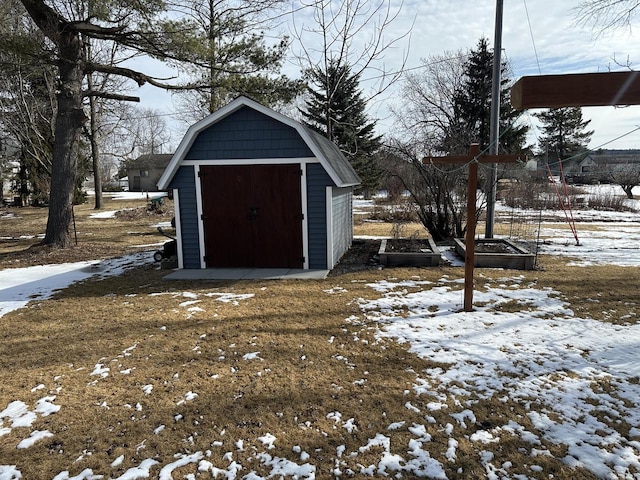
left=185, top=107, right=314, bottom=160
left=306, top=163, right=334, bottom=269
left=168, top=166, right=201, bottom=268
left=331, top=188, right=353, bottom=266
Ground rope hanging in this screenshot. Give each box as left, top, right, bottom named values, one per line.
left=545, top=157, right=580, bottom=246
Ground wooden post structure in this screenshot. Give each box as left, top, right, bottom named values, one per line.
left=511, top=71, right=640, bottom=110
left=422, top=71, right=640, bottom=312
left=425, top=144, right=522, bottom=312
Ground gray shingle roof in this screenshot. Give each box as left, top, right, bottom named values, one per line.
left=158, top=97, right=361, bottom=190
left=128, top=154, right=173, bottom=170
left=302, top=126, right=361, bottom=186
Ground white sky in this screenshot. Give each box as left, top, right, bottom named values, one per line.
left=133, top=0, right=640, bottom=151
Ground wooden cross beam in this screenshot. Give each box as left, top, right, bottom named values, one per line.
left=424, top=144, right=522, bottom=312
left=511, top=71, right=640, bottom=110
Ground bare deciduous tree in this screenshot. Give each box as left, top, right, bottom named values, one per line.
left=377, top=143, right=468, bottom=242
left=14, top=0, right=206, bottom=246
left=293, top=0, right=411, bottom=119
left=99, top=105, right=173, bottom=174
left=575, top=0, right=640, bottom=33
left=384, top=51, right=485, bottom=241
left=390, top=51, right=467, bottom=153
left=610, top=163, right=640, bottom=198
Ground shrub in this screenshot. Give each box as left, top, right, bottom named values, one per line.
left=369, top=200, right=418, bottom=223
left=103, top=184, right=124, bottom=192
left=502, top=180, right=588, bottom=211
left=587, top=193, right=632, bottom=211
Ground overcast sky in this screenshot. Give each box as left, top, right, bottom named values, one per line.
left=404, top=0, right=640, bottom=150
left=137, top=0, right=640, bottom=151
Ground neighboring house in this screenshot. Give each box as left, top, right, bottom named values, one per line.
left=157, top=96, right=361, bottom=271
left=565, top=149, right=640, bottom=183
left=127, top=154, right=173, bottom=192
left=1, top=160, right=20, bottom=205
left=1, top=138, right=20, bottom=204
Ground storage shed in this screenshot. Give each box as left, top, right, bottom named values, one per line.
left=157, top=96, right=361, bottom=271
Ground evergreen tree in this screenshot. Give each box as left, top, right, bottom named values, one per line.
left=175, top=0, right=304, bottom=120
left=443, top=38, right=529, bottom=155
left=534, top=107, right=594, bottom=172
left=301, top=59, right=382, bottom=197
left=453, top=38, right=493, bottom=151
left=0, top=1, right=55, bottom=205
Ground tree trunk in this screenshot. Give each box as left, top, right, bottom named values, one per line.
left=87, top=76, right=104, bottom=209
left=42, top=34, right=85, bottom=247
left=89, top=98, right=103, bottom=209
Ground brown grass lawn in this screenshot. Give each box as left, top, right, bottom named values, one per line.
left=0, top=195, right=174, bottom=266
left=0, top=197, right=637, bottom=478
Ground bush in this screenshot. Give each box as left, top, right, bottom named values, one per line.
left=502, top=180, right=587, bottom=211
left=369, top=200, right=418, bottom=223
left=587, top=193, right=632, bottom=211
left=103, top=184, right=124, bottom=192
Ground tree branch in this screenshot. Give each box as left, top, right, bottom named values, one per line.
left=83, top=91, right=140, bottom=102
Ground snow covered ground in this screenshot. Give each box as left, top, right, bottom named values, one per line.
left=87, top=192, right=168, bottom=219
left=360, top=276, right=640, bottom=479
left=1, top=187, right=640, bottom=479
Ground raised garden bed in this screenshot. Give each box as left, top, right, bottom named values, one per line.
left=453, top=238, right=535, bottom=270
left=378, top=238, right=441, bottom=267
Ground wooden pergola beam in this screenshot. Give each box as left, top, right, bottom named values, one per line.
left=511, top=71, right=640, bottom=110
left=425, top=154, right=523, bottom=164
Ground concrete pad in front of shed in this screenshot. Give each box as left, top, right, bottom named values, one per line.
left=163, top=268, right=329, bottom=281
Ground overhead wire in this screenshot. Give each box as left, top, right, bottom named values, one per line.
left=121, top=0, right=636, bottom=163
left=522, top=0, right=542, bottom=76
left=520, top=3, right=583, bottom=245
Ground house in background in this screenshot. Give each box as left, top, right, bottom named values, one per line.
left=565, top=149, right=640, bottom=183
left=157, top=96, right=361, bottom=271
left=564, top=149, right=640, bottom=184
left=127, top=153, right=173, bottom=192
left=532, top=149, right=640, bottom=183
left=1, top=137, right=21, bottom=205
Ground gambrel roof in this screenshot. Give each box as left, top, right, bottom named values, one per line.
left=157, top=96, right=360, bottom=190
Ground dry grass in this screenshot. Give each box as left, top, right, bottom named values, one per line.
left=534, top=257, right=639, bottom=323
left=0, top=265, right=597, bottom=479
left=0, top=196, right=173, bottom=267
left=471, top=255, right=640, bottom=324
left=0, top=198, right=636, bottom=478
left=354, top=220, right=429, bottom=239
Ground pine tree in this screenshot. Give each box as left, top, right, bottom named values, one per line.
left=0, top=9, right=55, bottom=206
left=443, top=38, right=529, bottom=155
left=301, top=59, right=382, bottom=197
left=11, top=0, right=296, bottom=246
left=456, top=38, right=493, bottom=150
left=175, top=0, right=304, bottom=119
left=534, top=107, right=594, bottom=172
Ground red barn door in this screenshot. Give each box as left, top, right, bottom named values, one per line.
left=200, top=165, right=303, bottom=268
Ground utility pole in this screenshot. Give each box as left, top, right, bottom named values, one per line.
left=485, top=0, right=504, bottom=238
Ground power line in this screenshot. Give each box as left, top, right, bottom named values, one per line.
left=360, top=53, right=469, bottom=84
left=522, top=0, right=543, bottom=76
